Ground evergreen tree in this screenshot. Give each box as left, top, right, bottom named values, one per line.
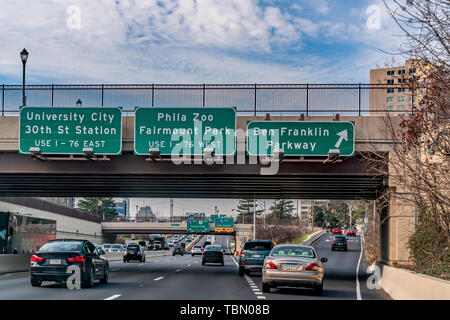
left=77, top=197, right=117, bottom=218
left=236, top=199, right=263, bottom=224
left=267, top=199, right=295, bottom=220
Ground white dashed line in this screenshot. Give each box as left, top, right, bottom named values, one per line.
left=244, top=274, right=267, bottom=300
left=257, top=296, right=267, bottom=299
left=153, top=277, right=164, bottom=281
left=176, top=269, right=181, bottom=272
left=104, top=294, right=121, bottom=300
left=187, top=264, right=191, bottom=267
left=356, top=234, right=363, bottom=300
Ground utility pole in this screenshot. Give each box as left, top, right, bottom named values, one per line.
left=170, top=198, right=174, bottom=222
left=253, top=199, right=256, bottom=240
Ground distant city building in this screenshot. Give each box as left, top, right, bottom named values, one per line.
left=185, top=212, right=206, bottom=218
left=369, top=59, right=424, bottom=115
left=136, top=206, right=155, bottom=221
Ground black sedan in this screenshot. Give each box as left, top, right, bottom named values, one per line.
left=202, top=245, right=224, bottom=266
left=30, top=239, right=109, bottom=288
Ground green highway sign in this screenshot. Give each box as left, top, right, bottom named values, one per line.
left=214, top=218, right=234, bottom=229
left=19, top=107, right=122, bottom=155
left=134, top=107, right=236, bottom=155
left=247, top=121, right=355, bottom=156
left=186, top=219, right=210, bottom=232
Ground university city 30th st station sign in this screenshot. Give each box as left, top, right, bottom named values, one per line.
left=134, top=107, right=236, bottom=156
left=19, top=107, right=122, bottom=154
left=247, top=121, right=355, bottom=156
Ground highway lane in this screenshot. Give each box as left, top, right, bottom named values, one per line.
left=246, top=233, right=390, bottom=300
left=0, top=233, right=389, bottom=300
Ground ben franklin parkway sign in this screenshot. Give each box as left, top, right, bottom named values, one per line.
left=19, top=107, right=122, bottom=154
left=247, top=121, right=355, bottom=156
left=134, top=107, right=236, bottom=156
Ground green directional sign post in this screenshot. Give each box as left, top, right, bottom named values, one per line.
left=186, top=219, right=210, bottom=232
left=214, top=218, right=234, bottom=229
left=247, top=121, right=355, bottom=156
left=19, top=107, right=122, bottom=155
left=134, top=107, right=236, bottom=156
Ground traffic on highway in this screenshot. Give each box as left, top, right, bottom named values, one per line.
left=0, top=231, right=389, bottom=301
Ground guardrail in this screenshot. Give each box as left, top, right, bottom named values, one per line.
left=1, top=83, right=418, bottom=116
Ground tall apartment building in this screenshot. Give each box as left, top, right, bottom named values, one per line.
left=369, top=59, right=422, bottom=115
left=136, top=206, right=155, bottom=221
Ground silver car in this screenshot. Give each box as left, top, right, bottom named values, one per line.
left=262, top=244, right=328, bottom=295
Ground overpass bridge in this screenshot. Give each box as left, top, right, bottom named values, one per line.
left=101, top=221, right=253, bottom=236
left=0, top=114, right=392, bottom=199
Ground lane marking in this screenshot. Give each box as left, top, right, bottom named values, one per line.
left=356, top=234, right=363, bottom=300
left=244, top=274, right=267, bottom=300
left=176, top=269, right=181, bottom=272
left=187, top=264, right=191, bottom=267
left=5, top=271, right=28, bottom=276
left=104, top=294, right=121, bottom=300
left=257, top=296, right=267, bottom=299
left=154, top=277, right=164, bottom=281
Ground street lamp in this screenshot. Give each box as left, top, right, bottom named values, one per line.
left=20, top=48, right=29, bottom=106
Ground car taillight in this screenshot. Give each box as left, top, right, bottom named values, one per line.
left=306, top=263, right=319, bottom=271
left=332, top=241, right=336, bottom=243
left=30, top=255, right=44, bottom=262
left=265, top=261, right=277, bottom=269
left=67, top=256, right=85, bottom=263
left=240, top=250, right=245, bottom=257
left=202, top=252, right=205, bottom=256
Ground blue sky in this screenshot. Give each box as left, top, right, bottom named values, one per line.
left=0, top=0, right=406, bottom=85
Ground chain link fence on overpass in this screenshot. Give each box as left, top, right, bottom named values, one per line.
left=1, top=83, right=420, bottom=116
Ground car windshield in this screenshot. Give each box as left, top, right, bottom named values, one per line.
left=112, top=244, right=122, bottom=248
left=194, top=246, right=202, bottom=249
left=127, top=245, right=139, bottom=249
left=39, top=241, right=83, bottom=252
left=243, top=241, right=272, bottom=251
left=271, top=246, right=316, bottom=258
left=335, top=236, right=346, bottom=240
left=103, top=244, right=112, bottom=248
left=205, top=246, right=222, bottom=251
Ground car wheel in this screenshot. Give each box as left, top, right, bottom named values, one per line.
left=123, top=258, right=127, bottom=263
left=221, top=261, right=224, bottom=266
left=202, top=260, right=205, bottom=265
left=238, top=267, right=245, bottom=276
left=82, top=266, right=95, bottom=288
left=314, top=282, right=323, bottom=295
left=100, top=265, right=109, bottom=284
left=31, top=278, right=42, bottom=287
left=262, top=282, right=270, bottom=293
left=191, top=254, right=194, bottom=257
left=331, top=247, right=335, bottom=251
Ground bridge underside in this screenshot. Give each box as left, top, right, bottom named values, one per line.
left=0, top=152, right=387, bottom=199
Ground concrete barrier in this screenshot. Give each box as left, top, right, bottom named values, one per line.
left=377, top=262, right=450, bottom=300
left=301, top=229, right=327, bottom=246
left=0, top=254, right=32, bottom=274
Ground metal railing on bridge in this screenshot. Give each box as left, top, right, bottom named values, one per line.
left=0, top=83, right=416, bottom=116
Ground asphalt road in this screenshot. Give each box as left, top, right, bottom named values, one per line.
left=0, top=233, right=389, bottom=300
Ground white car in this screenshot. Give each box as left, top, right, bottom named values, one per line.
left=191, top=245, right=203, bottom=256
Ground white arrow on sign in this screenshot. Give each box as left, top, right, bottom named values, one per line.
left=334, top=129, right=348, bottom=148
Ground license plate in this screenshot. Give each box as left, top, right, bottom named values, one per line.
left=49, top=259, right=61, bottom=265
left=284, top=264, right=297, bottom=271
left=253, top=254, right=260, bottom=258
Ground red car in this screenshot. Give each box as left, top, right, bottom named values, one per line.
left=346, top=229, right=357, bottom=236
left=332, top=228, right=342, bottom=234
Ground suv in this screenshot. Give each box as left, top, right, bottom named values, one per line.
left=173, top=246, right=184, bottom=256
left=123, top=244, right=146, bottom=262
left=238, top=240, right=275, bottom=276
left=331, top=235, right=347, bottom=251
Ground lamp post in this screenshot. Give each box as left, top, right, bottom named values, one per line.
left=20, top=48, right=29, bottom=106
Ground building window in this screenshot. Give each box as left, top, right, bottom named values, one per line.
left=398, top=69, right=406, bottom=75
left=387, top=79, right=394, bottom=85
left=386, top=97, right=394, bottom=103
left=398, top=105, right=405, bottom=110
left=387, top=105, right=394, bottom=111
left=398, top=96, right=405, bottom=102
left=398, top=78, right=404, bottom=84
left=409, top=68, right=416, bottom=73
left=387, top=70, right=395, bottom=76
left=387, top=88, right=394, bottom=93
left=398, top=88, right=406, bottom=93
left=409, top=95, right=413, bottom=101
